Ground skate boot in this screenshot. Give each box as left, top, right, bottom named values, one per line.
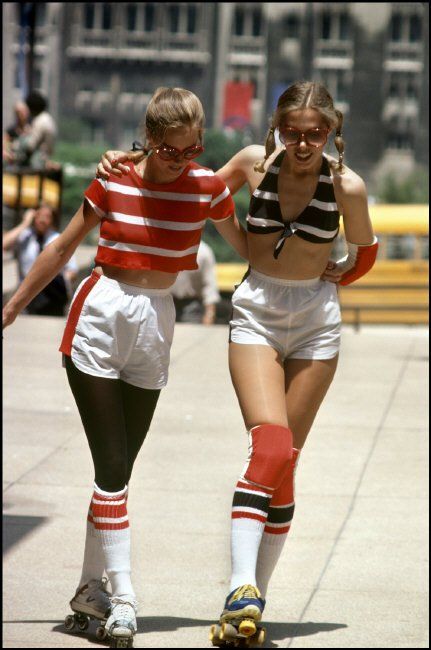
left=105, top=596, right=138, bottom=648
left=65, top=577, right=111, bottom=640
left=209, top=584, right=266, bottom=647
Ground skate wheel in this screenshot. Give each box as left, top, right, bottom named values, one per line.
left=209, top=624, right=225, bottom=646
left=220, top=622, right=237, bottom=641
left=96, top=625, right=108, bottom=640
left=256, top=628, right=266, bottom=645
left=238, top=619, right=256, bottom=637
left=109, top=637, right=133, bottom=648
left=77, top=616, right=89, bottom=632
left=64, top=614, right=75, bottom=631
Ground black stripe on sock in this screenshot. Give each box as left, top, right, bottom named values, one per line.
left=267, top=503, right=295, bottom=524
left=233, top=490, right=271, bottom=513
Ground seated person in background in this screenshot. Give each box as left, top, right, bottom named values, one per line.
left=3, top=101, right=31, bottom=165
left=170, top=240, right=220, bottom=325
left=8, top=91, right=57, bottom=168
left=3, top=204, right=78, bottom=316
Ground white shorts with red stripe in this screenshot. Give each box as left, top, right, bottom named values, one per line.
left=59, top=271, right=175, bottom=389
left=230, top=268, right=341, bottom=360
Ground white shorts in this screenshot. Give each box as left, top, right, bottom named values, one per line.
left=229, top=268, right=341, bottom=360
left=59, top=271, right=176, bottom=389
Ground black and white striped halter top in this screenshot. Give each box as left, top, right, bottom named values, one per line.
left=246, top=151, right=340, bottom=259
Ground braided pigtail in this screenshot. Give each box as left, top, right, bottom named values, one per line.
left=254, top=126, right=276, bottom=173
left=334, top=110, right=345, bottom=173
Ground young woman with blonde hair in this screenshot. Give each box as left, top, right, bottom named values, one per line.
left=3, top=87, right=247, bottom=647
left=96, top=80, right=378, bottom=644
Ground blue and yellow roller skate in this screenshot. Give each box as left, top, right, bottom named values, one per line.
left=209, top=584, right=266, bottom=647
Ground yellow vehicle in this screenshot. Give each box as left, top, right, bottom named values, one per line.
left=215, top=204, right=429, bottom=327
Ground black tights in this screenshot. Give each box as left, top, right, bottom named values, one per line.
left=65, top=356, right=161, bottom=492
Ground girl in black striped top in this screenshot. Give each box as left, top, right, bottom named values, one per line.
left=96, top=81, right=378, bottom=643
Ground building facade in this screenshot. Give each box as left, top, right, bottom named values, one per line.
left=3, top=2, right=428, bottom=189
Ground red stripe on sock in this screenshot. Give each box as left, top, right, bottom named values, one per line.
left=59, top=271, right=100, bottom=356
left=236, top=481, right=273, bottom=496
left=232, top=511, right=267, bottom=524
left=93, top=520, right=130, bottom=531
left=263, top=524, right=291, bottom=535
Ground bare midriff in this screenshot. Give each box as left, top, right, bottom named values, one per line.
left=95, top=264, right=178, bottom=289
left=247, top=232, right=334, bottom=280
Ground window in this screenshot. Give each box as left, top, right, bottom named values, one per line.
left=322, top=12, right=331, bottom=39
left=187, top=5, right=197, bottom=34
left=127, top=5, right=137, bottom=31
left=144, top=4, right=155, bottom=32
left=390, top=13, right=403, bottom=41
left=102, top=4, right=112, bottom=30
left=390, top=11, right=422, bottom=43
left=84, top=3, right=95, bottom=29
left=409, top=14, right=421, bottom=42
left=169, top=5, right=180, bottom=33
left=234, top=8, right=245, bottom=36
left=252, top=8, right=262, bottom=37
left=284, top=15, right=299, bottom=38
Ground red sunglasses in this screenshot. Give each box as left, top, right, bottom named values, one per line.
left=153, top=142, right=204, bottom=161
left=279, top=127, right=329, bottom=147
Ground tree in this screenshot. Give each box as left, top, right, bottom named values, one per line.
left=376, top=167, right=429, bottom=204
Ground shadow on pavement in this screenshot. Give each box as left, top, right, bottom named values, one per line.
left=4, top=617, right=347, bottom=647
left=2, top=514, right=48, bottom=555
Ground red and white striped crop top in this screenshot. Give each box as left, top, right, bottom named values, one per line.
left=84, top=161, right=234, bottom=273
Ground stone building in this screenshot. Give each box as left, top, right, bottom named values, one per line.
left=2, top=2, right=428, bottom=189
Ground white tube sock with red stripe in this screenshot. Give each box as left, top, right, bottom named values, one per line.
left=91, top=484, right=135, bottom=599
left=229, top=478, right=273, bottom=592
left=78, top=503, right=105, bottom=588
left=256, top=449, right=300, bottom=597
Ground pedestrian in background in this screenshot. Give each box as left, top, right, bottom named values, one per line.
left=2, top=203, right=78, bottom=316
left=170, top=240, right=220, bottom=324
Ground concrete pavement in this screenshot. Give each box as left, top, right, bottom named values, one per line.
left=3, top=316, right=429, bottom=648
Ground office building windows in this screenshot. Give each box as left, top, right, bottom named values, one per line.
left=169, top=5, right=180, bottom=33
left=187, top=5, right=197, bottom=34
left=145, top=4, right=155, bottom=32
left=126, top=5, right=137, bottom=32
left=284, top=14, right=300, bottom=38
left=102, top=4, right=112, bottom=30
left=252, top=8, right=262, bottom=36
left=84, top=3, right=95, bottom=29
left=234, top=8, right=245, bottom=36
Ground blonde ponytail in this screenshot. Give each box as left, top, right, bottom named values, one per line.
left=254, top=127, right=276, bottom=173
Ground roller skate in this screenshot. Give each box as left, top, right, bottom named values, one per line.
left=65, top=577, right=111, bottom=641
left=209, top=584, right=266, bottom=647
left=105, top=596, right=138, bottom=648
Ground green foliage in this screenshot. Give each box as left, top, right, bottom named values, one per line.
left=376, top=167, right=429, bottom=204
left=198, top=129, right=247, bottom=172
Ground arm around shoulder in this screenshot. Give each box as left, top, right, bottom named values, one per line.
left=216, top=145, right=265, bottom=195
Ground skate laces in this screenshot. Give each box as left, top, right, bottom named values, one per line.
left=235, top=584, right=261, bottom=601
left=110, top=597, right=137, bottom=621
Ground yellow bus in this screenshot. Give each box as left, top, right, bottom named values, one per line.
left=215, top=204, right=428, bottom=326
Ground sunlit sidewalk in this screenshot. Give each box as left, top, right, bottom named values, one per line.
left=3, top=316, right=429, bottom=648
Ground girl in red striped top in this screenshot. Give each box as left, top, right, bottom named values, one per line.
left=2, top=87, right=248, bottom=645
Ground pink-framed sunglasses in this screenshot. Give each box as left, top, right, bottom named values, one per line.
left=279, top=127, right=329, bottom=147
left=153, top=141, right=204, bottom=161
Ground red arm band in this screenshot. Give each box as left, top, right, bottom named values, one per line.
left=338, top=237, right=379, bottom=286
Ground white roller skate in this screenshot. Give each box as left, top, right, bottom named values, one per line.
left=65, top=577, right=111, bottom=641
left=105, top=596, right=138, bottom=648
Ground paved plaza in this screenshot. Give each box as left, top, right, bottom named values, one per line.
left=3, top=315, right=429, bottom=648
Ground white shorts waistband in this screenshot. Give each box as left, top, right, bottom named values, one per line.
left=249, top=268, right=321, bottom=287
